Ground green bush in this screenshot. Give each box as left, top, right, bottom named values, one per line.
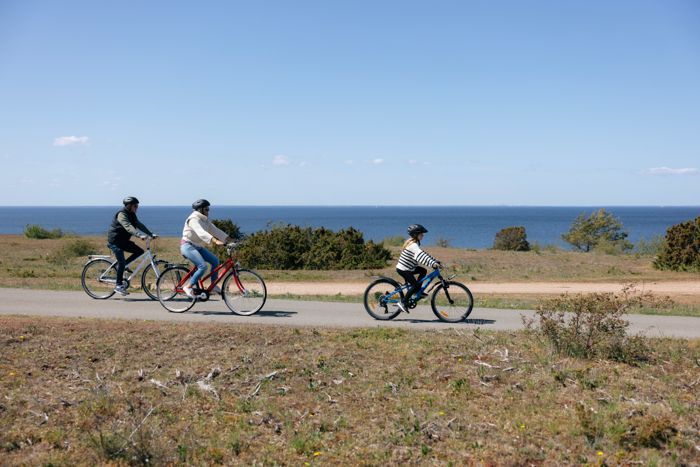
left=24, top=224, right=64, bottom=239
left=48, top=239, right=99, bottom=264
left=493, top=226, right=530, bottom=251
left=211, top=219, right=246, bottom=261
left=434, top=237, right=452, bottom=248
left=236, top=224, right=392, bottom=270
left=653, top=216, right=700, bottom=272
left=562, top=209, right=632, bottom=253
left=634, top=235, right=666, bottom=256
left=531, top=285, right=672, bottom=364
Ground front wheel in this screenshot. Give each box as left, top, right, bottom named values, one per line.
left=222, top=269, right=267, bottom=315
left=81, top=258, right=117, bottom=299
left=430, top=281, right=474, bottom=322
left=156, top=265, right=196, bottom=313
left=363, top=277, right=404, bottom=320
left=141, top=260, right=168, bottom=300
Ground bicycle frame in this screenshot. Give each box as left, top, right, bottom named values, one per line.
left=386, top=268, right=456, bottom=305
left=92, top=238, right=158, bottom=284
left=173, top=257, right=247, bottom=294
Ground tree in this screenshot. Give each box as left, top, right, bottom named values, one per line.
left=493, top=226, right=530, bottom=251
left=653, top=216, right=700, bottom=271
left=562, top=209, right=632, bottom=253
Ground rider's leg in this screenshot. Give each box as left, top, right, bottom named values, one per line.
left=414, top=267, right=428, bottom=298
left=397, top=268, right=421, bottom=303
left=108, top=243, right=127, bottom=286
left=122, top=240, right=144, bottom=266
left=180, top=243, right=208, bottom=288
left=198, top=247, right=220, bottom=285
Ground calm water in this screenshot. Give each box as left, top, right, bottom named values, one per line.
left=1, top=206, right=698, bottom=249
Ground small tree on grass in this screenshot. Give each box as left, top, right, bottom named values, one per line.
left=562, top=209, right=632, bottom=253
left=653, top=216, right=700, bottom=271
left=493, top=226, right=530, bottom=251
left=529, top=285, right=672, bottom=364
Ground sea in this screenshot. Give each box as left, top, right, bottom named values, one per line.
left=1, top=206, right=698, bottom=249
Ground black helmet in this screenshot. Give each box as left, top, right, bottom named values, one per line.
left=407, top=224, right=428, bottom=237
left=192, top=199, right=211, bottom=210
left=123, top=196, right=139, bottom=206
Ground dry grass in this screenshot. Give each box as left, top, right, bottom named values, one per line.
left=0, top=316, right=698, bottom=465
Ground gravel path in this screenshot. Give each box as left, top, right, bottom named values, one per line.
left=1, top=288, right=699, bottom=338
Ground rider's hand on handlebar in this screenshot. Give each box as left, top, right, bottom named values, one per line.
left=433, top=261, right=443, bottom=270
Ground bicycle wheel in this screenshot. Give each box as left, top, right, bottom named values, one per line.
left=222, top=269, right=267, bottom=315
left=141, top=260, right=168, bottom=300
left=363, top=277, right=404, bottom=320
left=430, top=281, right=474, bottom=323
left=81, top=258, right=117, bottom=299
left=156, top=265, right=196, bottom=313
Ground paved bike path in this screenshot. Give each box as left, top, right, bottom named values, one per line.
left=0, top=288, right=698, bottom=338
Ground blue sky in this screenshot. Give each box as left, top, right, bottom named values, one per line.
left=1, top=0, right=698, bottom=206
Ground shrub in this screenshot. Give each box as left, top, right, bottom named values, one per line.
left=530, top=285, right=672, bottom=364
left=24, top=224, right=63, bottom=239
left=211, top=219, right=246, bottom=261
left=434, top=237, right=452, bottom=248
left=237, top=224, right=392, bottom=270
left=562, top=209, right=632, bottom=253
left=493, top=226, right=530, bottom=251
left=48, top=239, right=99, bottom=264
left=634, top=235, right=666, bottom=256
left=653, top=216, right=700, bottom=272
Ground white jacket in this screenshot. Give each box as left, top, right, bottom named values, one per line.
left=181, top=211, right=228, bottom=247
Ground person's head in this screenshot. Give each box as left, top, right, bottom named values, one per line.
left=122, top=196, right=139, bottom=213
left=407, top=223, right=428, bottom=241
left=192, top=199, right=211, bottom=216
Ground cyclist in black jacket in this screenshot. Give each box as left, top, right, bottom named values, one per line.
left=107, top=197, right=155, bottom=295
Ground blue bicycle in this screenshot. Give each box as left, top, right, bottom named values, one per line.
left=363, top=267, right=474, bottom=322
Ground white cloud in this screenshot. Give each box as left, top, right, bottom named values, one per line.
left=53, top=136, right=89, bottom=147
left=372, top=158, right=384, bottom=165
left=272, top=154, right=290, bottom=166
left=344, top=160, right=354, bottom=165
left=646, top=167, right=698, bottom=175
left=408, top=159, right=418, bottom=165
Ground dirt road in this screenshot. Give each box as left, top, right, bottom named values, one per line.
left=1, top=288, right=699, bottom=338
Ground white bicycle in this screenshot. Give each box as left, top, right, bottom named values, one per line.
left=81, top=237, right=167, bottom=300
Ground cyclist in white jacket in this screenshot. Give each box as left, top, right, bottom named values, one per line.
left=180, top=199, right=233, bottom=297
left=396, top=224, right=441, bottom=312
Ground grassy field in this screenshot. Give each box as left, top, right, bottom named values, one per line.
left=1, top=316, right=698, bottom=465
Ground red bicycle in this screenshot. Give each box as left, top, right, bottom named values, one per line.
left=155, top=243, right=266, bottom=314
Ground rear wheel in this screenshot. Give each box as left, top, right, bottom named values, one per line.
left=363, top=278, right=404, bottom=320
left=430, top=281, right=474, bottom=322
left=81, top=258, right=117, bottom=299
left=222, top=269, right=267, bottom=315
left=156, top=265, right=195, bottom=313
left=141, top=260, right=168, bottom=300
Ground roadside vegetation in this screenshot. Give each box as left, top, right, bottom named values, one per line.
left=1, top=234, right=699, bottom=316
left=1, top=314, right=697, bottom=465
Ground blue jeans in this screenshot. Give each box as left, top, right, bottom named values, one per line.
left=181, top=242, right=219, bottom=287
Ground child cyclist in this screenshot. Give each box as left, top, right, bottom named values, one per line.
left=396, top=224, right=441, bottom=313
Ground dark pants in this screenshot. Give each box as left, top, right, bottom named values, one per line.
left=108, top=241, right=144, bottom=286
left=397, top=266, right=427, bottom=304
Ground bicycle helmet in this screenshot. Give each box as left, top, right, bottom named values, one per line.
left=192, top=199, right=211, bottom=210
left=407, top=224, right=428, bottom=237
left=123, top=196, right=139, bottom=206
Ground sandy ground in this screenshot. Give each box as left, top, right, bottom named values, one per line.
left=266, top=280, right=700, bottom=297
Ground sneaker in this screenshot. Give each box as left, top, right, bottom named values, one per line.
left=114, top=284, right=129, bottom=296
left=182, top=284, right=195, bottom=298
left=211, top=286, right=222, bottom=295
left=396, top=301, right=408, bottom=313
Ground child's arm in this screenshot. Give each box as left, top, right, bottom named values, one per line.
left=407, top=243, right=440, bottom=268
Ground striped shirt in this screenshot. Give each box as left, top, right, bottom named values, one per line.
left=396, top=239, right=439, bottom=271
